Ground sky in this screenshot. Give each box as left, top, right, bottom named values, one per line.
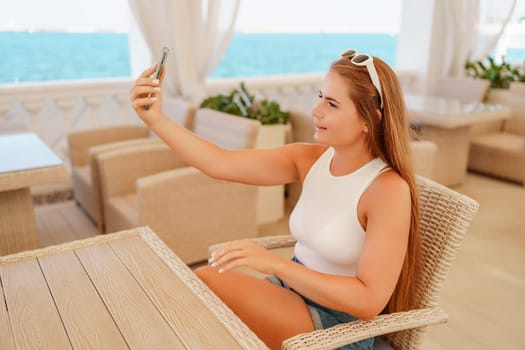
left=0, top=0, right=523, bottom=33
left=0, top=0, right=403, bottom=33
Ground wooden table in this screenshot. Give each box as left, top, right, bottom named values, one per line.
left=0, top=226, right=268, bottom=349
left=405, top=95, right=511, bottom=186
left=0, top=132, right=68, bottom=255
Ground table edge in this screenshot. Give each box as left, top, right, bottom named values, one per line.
left=137, top=227, right=269, bottom=350
left=0, top=229, right=138, bottom=264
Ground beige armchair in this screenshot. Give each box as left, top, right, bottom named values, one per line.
left=209, top=176, right=479, bottom=350
left=67, top=98, right=196, bottom=232
left=468, top=82, right=525, bottom=185
left=285, top=109, right=438, bottom=211
left=97, top=109, right=261, bottom=264
left=433, top=77, right=490, bottom=103
left=68, top=125, right=150, bottom=230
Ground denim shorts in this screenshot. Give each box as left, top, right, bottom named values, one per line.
left=266, top=257, right=374, bottom=350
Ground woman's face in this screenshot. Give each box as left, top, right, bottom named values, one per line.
left=312, top=71, right=369, bottom=149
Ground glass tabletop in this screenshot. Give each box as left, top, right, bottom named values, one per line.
left=0, top=133, right=63, bottom=174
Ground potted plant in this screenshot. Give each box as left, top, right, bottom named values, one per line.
left=465, top=56, right=525, bottom=103
left=200, top=83, right=290, bottom=224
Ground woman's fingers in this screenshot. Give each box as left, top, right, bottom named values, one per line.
left=214, top=258, right=245, bottom=273
left=210, top=248, right=246, bottom=267
left=210, top=240, right=251, bottom=262
left=131, top=85, right=161, bottom=99
left=210, top=248, right=248, bottom=273
left=135, top=77, right=160, bottom=87
left=132, top=96, right=158, bottom=109
left=140, top=64, right=157, bottom=78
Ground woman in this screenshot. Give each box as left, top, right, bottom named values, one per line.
left=130, top=49, right=420, bottom=350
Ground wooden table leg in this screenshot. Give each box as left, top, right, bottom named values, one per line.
left=0, top=188, right=39, bottom=255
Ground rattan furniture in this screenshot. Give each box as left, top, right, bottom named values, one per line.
left=209, top=176, right=479, bottom=350
left=406, top=94, right=511, bottom=186
left=97, top=109, right=261, bottom=264
left=468, top=82, right=525, bottom=185
left=0, top=226, right=267, bottom=349
left=67, top=98, right=196, bottom=232
left=0, top=133, right=68, bottom=255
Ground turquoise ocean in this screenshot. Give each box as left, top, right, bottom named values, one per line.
left=0, top=31, right=523, bottom=85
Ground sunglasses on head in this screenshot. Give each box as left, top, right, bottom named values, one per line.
left=340, top=49, right=384, bottom=109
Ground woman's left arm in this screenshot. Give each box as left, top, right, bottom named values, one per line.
left=210, top=172, right=412, bottom=320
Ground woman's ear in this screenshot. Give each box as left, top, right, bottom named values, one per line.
left=376, top=108, right=382, bottom=121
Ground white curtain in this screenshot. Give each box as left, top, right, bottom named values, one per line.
left=128, top=0, right=240, bottom=102
left=441, top=0, right=516, bottom=77
left=471, top=0, right=517, bottom=60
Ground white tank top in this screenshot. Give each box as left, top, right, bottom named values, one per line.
left=290, top=147, right=388, bottom=276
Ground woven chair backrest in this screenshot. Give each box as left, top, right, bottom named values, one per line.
left=386, top=176, right=479, bottom=350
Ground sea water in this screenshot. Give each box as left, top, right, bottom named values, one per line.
left=0, top=32, right=397, bottom=84
left=1, top=31, right=523, bottom=85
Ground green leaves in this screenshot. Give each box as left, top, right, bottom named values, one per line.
left=465, top=56, right=525, bottom=89
left=200, top=82, right=289, bottom=125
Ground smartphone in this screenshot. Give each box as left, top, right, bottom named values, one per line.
left=144, top=46, right=170, bottom=110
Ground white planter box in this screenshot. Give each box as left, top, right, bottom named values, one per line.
left=486, top=88, right=510, bottom=104
left=254, top=124, right=290, bottom=224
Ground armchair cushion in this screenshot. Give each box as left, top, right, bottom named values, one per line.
left=71, top=138, right=162, bottom=230
left=135, top=167, right=257, bottom=264
left=503, top=82, right=525, bottom=135
left=97, top=143, right=187, bottom=199
left=103, top=166, right=258, bottom=264
left=68, top=99, right=197, bottom=232
left=67, top=125, right=150, bottom=166
left=105, top=193, right=139, bottom=233
left=469, top=132, right=525, bottom=184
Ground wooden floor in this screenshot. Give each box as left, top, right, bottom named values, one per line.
left=34, top=172, right=525, bottom=349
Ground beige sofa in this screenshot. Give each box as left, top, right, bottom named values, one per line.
left=468, top=82, right=525, bottom=185
left=67, top=98, right=196, bottom=232
left=97, top=109, right=261, bottom=264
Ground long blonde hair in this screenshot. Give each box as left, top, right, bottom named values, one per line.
left=330, top=57, right=421, bottom=313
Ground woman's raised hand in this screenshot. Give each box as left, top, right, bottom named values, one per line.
left=130, top=63, right=165, bottom=126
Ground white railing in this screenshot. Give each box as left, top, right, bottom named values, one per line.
left=0, top=71, right=417, bottom=161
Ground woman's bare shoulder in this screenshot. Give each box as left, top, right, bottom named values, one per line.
left=370, top=170, right=410, bottom=197
left=363, top=169, right=411, bottom=211
left=283, top=143, right=327, bottom=181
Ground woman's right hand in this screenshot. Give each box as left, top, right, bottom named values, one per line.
left=130, top=64, right=165, bottom=126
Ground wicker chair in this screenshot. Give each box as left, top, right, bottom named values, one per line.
left=209, top=175, right=479, bottom=350
left=97, top=109, right=261, bottom=264
left=468, top=82, right=525, bottom=185
left=67, top=98, right=196, bottom=232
